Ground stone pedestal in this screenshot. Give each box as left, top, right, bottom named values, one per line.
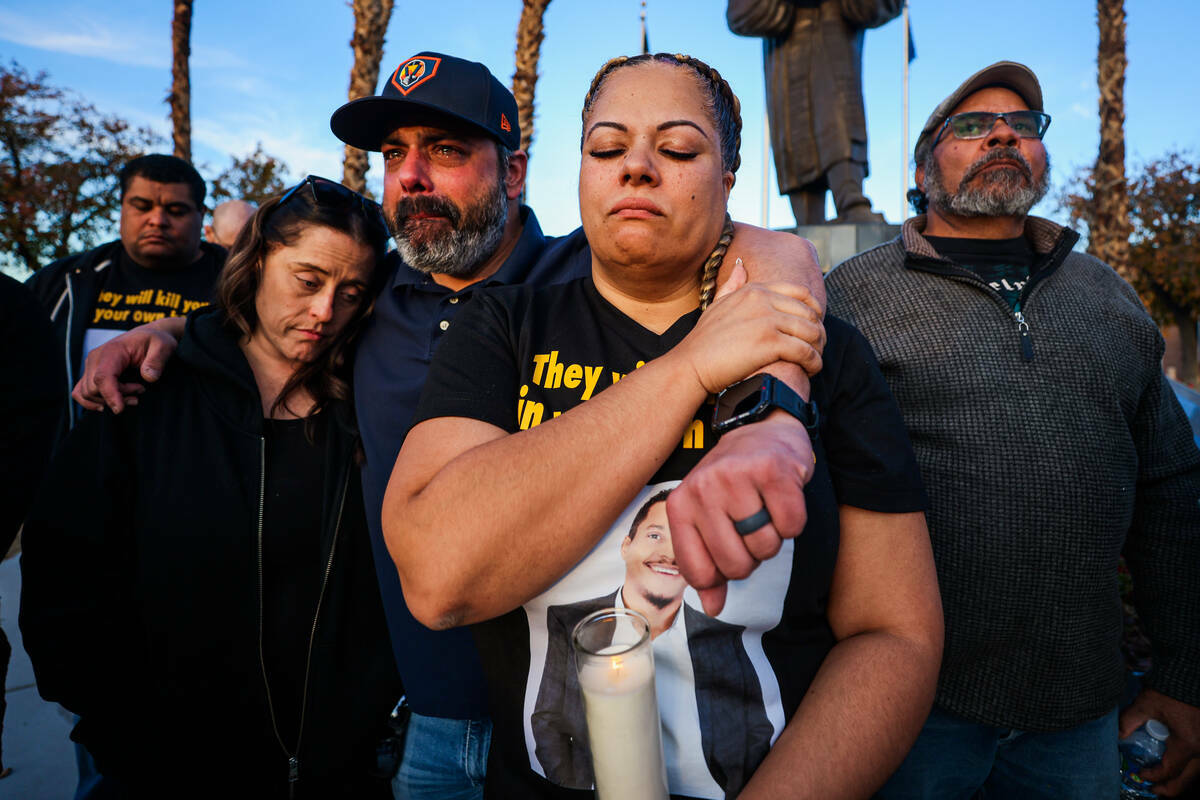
left=791, top=222, right=900, bottom=273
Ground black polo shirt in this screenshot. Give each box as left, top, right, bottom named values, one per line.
left=353, top=206, right=591, bottom=719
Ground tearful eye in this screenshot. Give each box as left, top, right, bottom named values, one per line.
left=431, top=144, right=466, bottom=161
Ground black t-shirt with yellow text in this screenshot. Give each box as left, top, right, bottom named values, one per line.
left=83, top=247, right=219, bottom=358
left=411, top=276, right=927, bottom=800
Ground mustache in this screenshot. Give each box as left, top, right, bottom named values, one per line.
left=391, top=195, right=462, bottom=229
left=961, top=148, right=1033, bottom=184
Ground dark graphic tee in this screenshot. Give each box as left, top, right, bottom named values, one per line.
left=925, top=235, right=1035, bottom=309
left=83, top=248, right=219, bottom=358
left=412, top=277, right=927, bottom=799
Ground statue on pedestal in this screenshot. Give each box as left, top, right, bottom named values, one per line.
left=728, top=0, right=901, bottom=224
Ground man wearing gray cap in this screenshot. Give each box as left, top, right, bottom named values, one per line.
left=826, top=62, right=1200, bottom=797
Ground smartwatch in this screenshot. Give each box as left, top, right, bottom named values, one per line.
left=712, top=373, right=819, bottom=436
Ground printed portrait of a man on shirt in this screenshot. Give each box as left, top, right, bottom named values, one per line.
left=528, top=485, right=778, bottom=799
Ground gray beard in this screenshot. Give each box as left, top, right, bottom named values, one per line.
left=390, top=177, right=508, bottom=279
left=925, top=147, right=1050, bottom=219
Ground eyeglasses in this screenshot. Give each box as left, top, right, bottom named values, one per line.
left=931, top=110, right=1052, bottom=149
left=277, top=174, right=388, bottom=233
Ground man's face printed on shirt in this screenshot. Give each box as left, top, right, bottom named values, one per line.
left=620, top=500, right=686, bottom=611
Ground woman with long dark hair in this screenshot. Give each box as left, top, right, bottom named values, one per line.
left=20, top=177, right=400, bottom=799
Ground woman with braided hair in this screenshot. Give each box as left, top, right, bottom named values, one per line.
left=383, top=53, right=942, bottom=798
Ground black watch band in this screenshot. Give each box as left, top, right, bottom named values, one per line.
left=711, top=374, right=819, bottom=435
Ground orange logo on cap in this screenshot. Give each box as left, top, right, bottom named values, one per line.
left=391, top=56, right=441, bottom=96
left=500, top=113, right=512, bottom=132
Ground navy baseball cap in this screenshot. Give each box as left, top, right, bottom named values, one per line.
left=331, top=52, right=520, bottom=152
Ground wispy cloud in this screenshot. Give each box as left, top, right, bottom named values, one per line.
left=1071, top=102, right=1093, bottom=119
left=192, top=118, right=343, bottom=179
left=0, top=7, right=165, bottom=68
left=0, top=7, right=244, bottom=71
left=209, top=74, right=272, bottom=99
left=192, top=44, right=248, bottom=71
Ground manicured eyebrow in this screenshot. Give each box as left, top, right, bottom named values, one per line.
left=585, top=119, right=709, bottom=141
left=585, top=121, right=626, bottom=140
left=658, top=120, right=708, bottom=138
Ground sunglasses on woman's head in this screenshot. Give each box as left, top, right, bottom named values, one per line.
left=277, top=175, right=388, bottom=232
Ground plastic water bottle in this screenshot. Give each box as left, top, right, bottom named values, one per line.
left=1119, top=719, right=1169, bottom=799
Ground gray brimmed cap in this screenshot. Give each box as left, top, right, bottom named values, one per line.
left=914, top=61, right=1043, bottom=162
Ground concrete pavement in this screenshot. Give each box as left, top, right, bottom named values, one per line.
left=1, top=554, right=76, bottom=799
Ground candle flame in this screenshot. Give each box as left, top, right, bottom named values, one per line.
left=610, top=655, right=624, bottom=671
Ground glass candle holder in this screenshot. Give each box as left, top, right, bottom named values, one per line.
left=572, top=607, right=669, bottom=800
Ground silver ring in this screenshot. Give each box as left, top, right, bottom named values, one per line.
left=732, top=506, right=772, bottom=536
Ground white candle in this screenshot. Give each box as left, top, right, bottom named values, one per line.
left=575, top=614, right=668, bottom=800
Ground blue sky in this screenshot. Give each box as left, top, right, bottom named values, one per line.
left=2, top=0, right=1197, bottom=247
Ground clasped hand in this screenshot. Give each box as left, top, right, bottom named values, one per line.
left=665, top=261, right=822, bottom=616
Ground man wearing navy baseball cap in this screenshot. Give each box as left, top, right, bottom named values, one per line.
left=332, top=52, right=529, bottom=288
left=331, top=52, right=590, bottom=800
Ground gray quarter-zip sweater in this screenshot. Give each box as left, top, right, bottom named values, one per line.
left=826, top=214, right=1200, bottom=731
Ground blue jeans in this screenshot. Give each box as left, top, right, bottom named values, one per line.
left=877, top=705, right=1120, bottom=800
left=392, top=712, right=491, bottom=800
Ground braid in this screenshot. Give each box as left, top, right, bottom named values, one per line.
left=580, top=52, right=743, bottom=176
left=699, top=214, right=735, bottom=311
left=667, top=54, right=742, bottom=176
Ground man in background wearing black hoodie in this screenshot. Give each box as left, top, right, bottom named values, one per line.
left=26, top=154, right=223, bottom=438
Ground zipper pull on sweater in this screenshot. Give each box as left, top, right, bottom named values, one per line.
left=1014, top=309, right=1034, bottom=361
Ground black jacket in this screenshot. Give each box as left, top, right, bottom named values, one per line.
left=0, top=273, right=61, bottom=552
left=19, top=306, right=399, bottom=798
left=25, top=239, right=225, bottom=439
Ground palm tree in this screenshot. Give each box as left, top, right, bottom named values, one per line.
left=342, top=0, right=394, bottom=195
left=512, top=0, right=553, bottom=159
left=1092, top=0, right=1130, bottom=279
left=168, top=0, right=193, bottom=162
